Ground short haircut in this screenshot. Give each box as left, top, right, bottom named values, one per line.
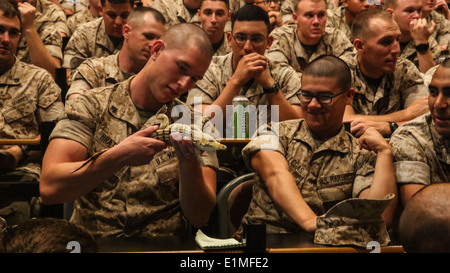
left=384, top=0, right=397, bottom=9
left=294, top=0, right=327, bottom=12
left=161, top=23, right=214, bottom=60
left=302, top=55, right=352, bottom=91
left=100, top=0, right=134, bottom=7
left=231, top=5, right=270, bottom=35
left=126, top=6, right=166, bottom=27
left=399, top=183, right=450, bottom=253
left=200, top=0, right=230, bottom=9
left=0, top=218, right=98, bottom=253
left=351, top=9, right=395, bottom=41
left=0, top=0, right=21, bottom=26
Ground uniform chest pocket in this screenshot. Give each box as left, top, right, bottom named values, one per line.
left=316, top=173, right=355, bottom=204
left=154, top=151, right=179, bottom=202
left=2, top=101, right=37, bottom=124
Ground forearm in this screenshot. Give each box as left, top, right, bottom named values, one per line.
left=359, top=149, right=397, bottom=226
left=179, top=163, right=216, bottom=227
left=40, top=142, right=125, bottom=204
left=22, top=27, right=60, bottom=77
left=417, top=50, right=436, bottom=73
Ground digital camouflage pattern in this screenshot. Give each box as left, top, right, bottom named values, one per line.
left=36, top=0, right=70, bottom=37
left=213, top=34, right=232, bottom=57
left=49, top=77, right=219, bottom=237
left=186, top=52, right=302, bottom=133
left=266, top=25, right=354, bottom=73
left=66, top=52, right=130, bottom=99
left=427, top=11, right=450, bottom=47
left=343, top=54, right=428, bottom=115
left=325, top=5, right=352, bottom=41
left=390, top=113, right=450, bottom=186
left=63, top=17, right=122, bottom=69
left=150, top=0, right=201, bottom=27
left=16, top=13, right=63, bottom=63
left=400, top=38, right=441, bottom=69
left=0, top=60, right=64, bottom=177
left=66, top=8, right=97, bottom=36
left=237, top=119, right=376, bottom=234
left=280, top=0, right=335, bottom=24
left=314, top=193, right=394, bottom=247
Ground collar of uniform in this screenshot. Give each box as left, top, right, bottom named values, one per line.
left=293, top=120, right=350, bottom=154
left=354, top=55, right=392, bottom=103
left=293, top=25, right=327, bottom=61
left=0, top=58, right=22, bottom=85
left=108, top=77, right=141, bottom=130
left=177, top=0, right=200, bottom=23
left=96, top=18, right=119, bottom=53
left=105, top=51, right=122, bottom=81
left=428, top=114, right=450, bottom=164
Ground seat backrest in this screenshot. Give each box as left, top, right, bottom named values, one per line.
left=227, top=179, right=253, bottom=237
left=215, top=173, right=254, bottom=238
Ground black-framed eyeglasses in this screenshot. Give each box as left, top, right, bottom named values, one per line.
left=232, top=33, right=267, bottom=47
left=299, top=89, right=349, bottom=104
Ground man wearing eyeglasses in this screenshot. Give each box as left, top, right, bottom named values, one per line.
left=235, top=55, right=397, bottom=236
left=252, top=0, right=283, bottom=32
left=187, top=5, right=303, bottom=129
left=342, top=9, right=429, bottom=138
left=63, top=0, right=134, bottom=70
left=266, top=0, right=354, bottom=73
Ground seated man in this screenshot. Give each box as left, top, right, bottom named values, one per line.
left=66, top=0, right=101, bottom=36
left=238, top=55, right=397, bottom=234
left=63, top=0, right=134, bottom=70
left=0, top=0, right=64, bottom=224
left=197, top=0, right=232, bottom=56
left=266, top=0, right=353, bottom=74
left=326, top=0, right=370, bottom=41
left=66, top=6, right=166, bottom=100
left=150, top=0, right=201, bottom=26
left=252, top=0, right=283, bottom=32
left=8, top=0, right=63, bottom=78
left=343, top=9, right=429, bottom=138
left=390, top=58, right=450, bottom=206
left=280, top=0, right=335, bottom=24
left=421, top=0, right=450, bottom=51
left=187, top=5, right=303, bottom=135
left=385, top=0, right=441, bottom=73
left=398, top=183, right=450, bottom=253
left=34, top=0, right=70, bottom=37
left=40, top=23, right=219, bottom=238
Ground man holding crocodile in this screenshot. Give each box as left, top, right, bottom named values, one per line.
left=39, top=23, right=221, bottom=238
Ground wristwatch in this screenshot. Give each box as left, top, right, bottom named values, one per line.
left=415, top=43, right=430, bottom=53
left=389, top=121, right=399, bottom=133
left=263, top=81, right=280, bottom=94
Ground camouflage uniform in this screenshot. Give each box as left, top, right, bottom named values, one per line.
left=60, top=0, right=89, bottom=14
left=49, top=77, right=219, bottom=238
left=400, top=37, right=441, bottom=69
left=0, top=59, right=64, bottom=225
left=390, top=113, right=450, bottom=186
left=326, top=5, right=352, bottom=41
left=16, top=13, right=63, bottom=64
left=186, top=52, right=302, bottom=136
left=150, top=0, right=201, bottom=27
left=66, top=52, right=133, bottom=99
left=428, top=11, right=450, bottom=48
left=213, top=34, right=232, bottom=57
left=280, top=0, right=335, bottom=24
left=36, top=0, right=70, bottom=37
left=344, top=54, right=428, bottom=115
left=238, top=119, right=376, bottom=234
left=63, top=17, right=122, bottom=69
left=66, top=8, right=97, bottom=36
left=266, top=25, right=354, bottom=73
